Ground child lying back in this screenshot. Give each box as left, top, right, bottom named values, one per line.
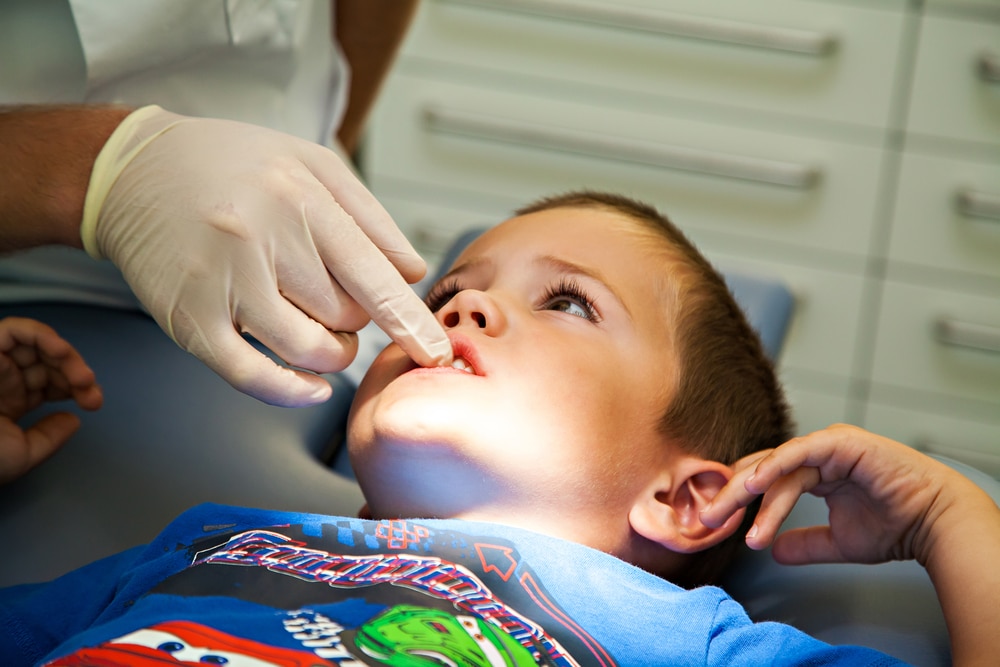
left=2, top=191, right=997, bottom=666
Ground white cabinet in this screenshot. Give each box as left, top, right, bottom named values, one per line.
left=865, top=2, right=1000, bottom=472
left=394, top=0, right=908, bottom=131
left=870, top=280, right=1000, bottom=405
left=364, top=0, right=1000, bottom=471
left=906, top=13, right=1000, bottom=150
left=372, top=75, right=885, bottom=257
left=887, top=152, right=1000, bottom=280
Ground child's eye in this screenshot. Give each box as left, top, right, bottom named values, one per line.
left=547, top=298, right=591, bottom=319
left=424, top=277, right=463, bottom=313
left=541, top=279, right=601, bottom=323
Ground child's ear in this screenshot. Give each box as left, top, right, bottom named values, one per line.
left=628, top=457, right=745, bottom=554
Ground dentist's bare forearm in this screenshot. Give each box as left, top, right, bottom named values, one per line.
left=0, top=105, right=132, bottom=252
left=335, top=0, right=420, bottom=154
left=922, top=474, right=1000, bottom=666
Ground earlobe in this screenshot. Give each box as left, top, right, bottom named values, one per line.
left=629, top=458, right=745, bottom=554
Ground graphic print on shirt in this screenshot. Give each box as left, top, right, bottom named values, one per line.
left=46, top=519, right=617, bottom=667
left=46, top=619, right=336, bottom=667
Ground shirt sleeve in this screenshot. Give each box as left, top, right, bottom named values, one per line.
left=707, top=597, right=911, bottom=666
left=0, top=545, right=145, bottom=667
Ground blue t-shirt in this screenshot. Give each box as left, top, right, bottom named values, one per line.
left=1, top=503, right=906, bottom=666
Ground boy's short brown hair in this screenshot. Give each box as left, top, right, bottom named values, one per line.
left=516, top=191, right=795, bottom=587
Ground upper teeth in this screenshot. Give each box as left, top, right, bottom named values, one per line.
left=451, top=357, right=474, bottom=374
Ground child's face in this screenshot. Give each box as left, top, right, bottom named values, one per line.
left=347, top=206, right=681, bottom=547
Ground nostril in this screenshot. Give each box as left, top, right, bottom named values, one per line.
left=443, top=312, right=459, bottom=328
left=473, top=312, right=486, bottom=328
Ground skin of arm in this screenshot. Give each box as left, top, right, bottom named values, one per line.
left=918, top=464, right=1000, bottom=666
left=0, top=105, right=133, bottom=253
left=334, top=0, right=421, bottom=155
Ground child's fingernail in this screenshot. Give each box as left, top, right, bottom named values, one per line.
left=746, top=525, right=758, bottom=541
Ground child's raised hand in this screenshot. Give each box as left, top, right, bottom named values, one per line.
left=0, top=317, right=103, bottom=485
left=701, top=424, right=982, bottom=568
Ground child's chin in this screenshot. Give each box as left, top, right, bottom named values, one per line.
left=376, top=395, right=467, bottom=439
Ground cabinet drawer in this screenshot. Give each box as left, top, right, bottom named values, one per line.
left=368, top=73, right=886, bottom=259
left=869, top=280, right=1000, bottom=405
left=926, top=0, right=1000, bottom=12
left=906, top=14, right=1000, bottom=149
left=864, top=402, right=1000, bottom=480
left=403, top=0, right=907, bottom=131
left=887, top=151, right=1000, bottom=281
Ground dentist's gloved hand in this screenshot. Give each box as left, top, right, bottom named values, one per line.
left=81, top=105, right=452, bottom=407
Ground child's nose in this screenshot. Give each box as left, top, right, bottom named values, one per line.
left=437, top=289, right=506, bottom=335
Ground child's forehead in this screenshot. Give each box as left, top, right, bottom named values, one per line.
left=482, top=205, right=674, bottom=254
left=458, top=208, right=681, bottom=288
left=453, top=207, right=686, bottom=325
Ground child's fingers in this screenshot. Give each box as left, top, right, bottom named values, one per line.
left=2, top=319, right=89, bottom=381
left=0, top=412, right=80, bottom=485
left=0, top=353, right=20, bottom=390
left=702, top=429, right=855, bottom=531
left=743, top=427, right=866, bottom=497
left=29, top=412, right=82, bottom=448
left=700, top=466, right=761, bottom=528
left=42, top=363, right=101, bottom=410
left=0, top=318, right=71, bottom=357
left=22, top=363, right=55, bottom=395
left=770, top=526, right=842, bottom=565
left=9, top=340, right=98, bottom=403
left=730, top=449, right=773, bottom=474
left=71, top=382, right=104, bottom=411
left=746, top=467, right=822, bottom=550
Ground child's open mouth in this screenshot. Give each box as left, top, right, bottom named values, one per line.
left=444, top=334, right=485, bottom=376
left=449, top=357, right=475, bottom=374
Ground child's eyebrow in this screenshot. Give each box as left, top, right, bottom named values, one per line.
left=437, top=256, right=488, bottom=283
left=536, top=255, right=631, bottom=318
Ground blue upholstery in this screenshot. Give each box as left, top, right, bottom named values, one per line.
left=0, top=230, right=996, bottom=667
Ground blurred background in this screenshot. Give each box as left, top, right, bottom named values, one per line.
left=359, top=0, right=1000, bottom=476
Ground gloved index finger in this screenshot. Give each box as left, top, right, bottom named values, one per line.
left=301, top=146, right=452, bottom=366
left=309, top=147, right=429, bottom=283
left=322, top=217, right=453, bottom=368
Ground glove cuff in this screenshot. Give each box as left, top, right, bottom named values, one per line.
left=80, top=104, right=182, bottom=259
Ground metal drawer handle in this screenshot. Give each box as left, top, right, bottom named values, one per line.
left=423, top=106, right=821, bottom=189
left=935, top=318, right=1000, bottom=354
left=453, top=0, right=837, bottom=56
left=979, top=51, right=1000, bottom=83
left=956, top=189, right=1000, bottom=221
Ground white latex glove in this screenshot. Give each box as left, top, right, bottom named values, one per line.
left=81, top=105, right=452, bottom=407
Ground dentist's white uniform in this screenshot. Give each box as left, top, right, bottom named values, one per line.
left=0, top=0, right=348, bottom=306
left=0, top=1, right=448, bottom=404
